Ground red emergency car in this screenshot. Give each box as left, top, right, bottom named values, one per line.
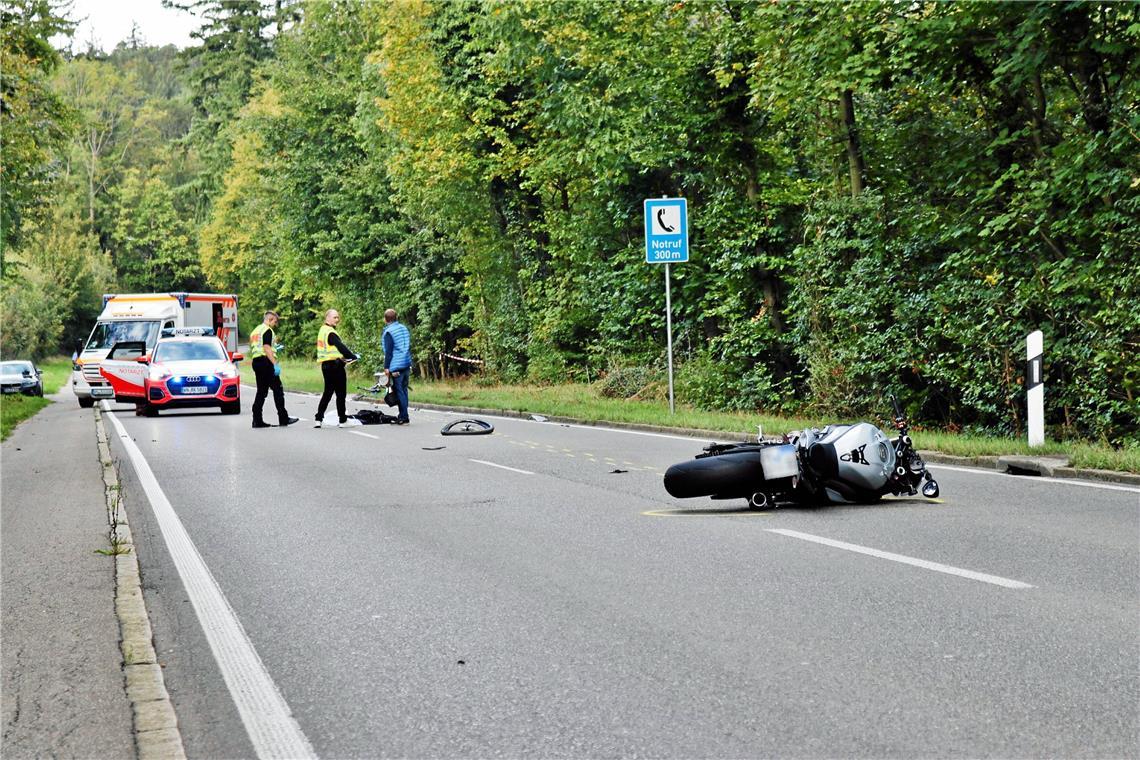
left=100, top=328, right=243, bottom=416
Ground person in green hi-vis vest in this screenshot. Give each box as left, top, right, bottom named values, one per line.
left=249, top=310, right=298, bottom=429
left=313, top=309, right=360, bottom=428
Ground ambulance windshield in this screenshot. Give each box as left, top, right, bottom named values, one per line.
left=85, top=321, right=160, bottom=351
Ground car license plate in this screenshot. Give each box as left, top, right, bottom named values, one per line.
left=2, top=386, right=18, bottom=394
left=91, top=387, right=115, bottom=398
left=181, top=386, right=208, bottom=395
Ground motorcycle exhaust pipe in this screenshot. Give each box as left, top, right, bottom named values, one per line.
left=749, top=492, right=768, bottom=509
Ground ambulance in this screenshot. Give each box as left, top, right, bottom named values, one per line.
left=72, top=293, right=238, bottom=407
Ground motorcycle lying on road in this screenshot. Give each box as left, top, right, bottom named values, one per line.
left=663, top=396, right=940, bottom=509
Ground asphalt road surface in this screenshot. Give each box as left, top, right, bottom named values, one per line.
left=102, top=389, right=1139, bottom=759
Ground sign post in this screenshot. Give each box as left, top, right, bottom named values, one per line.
left=1026, top=330, right=1044, bottom=446
left=644, top=197, right=688, bottom=414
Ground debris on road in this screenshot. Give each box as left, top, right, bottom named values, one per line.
left=441, top=419, right=495, bottom=436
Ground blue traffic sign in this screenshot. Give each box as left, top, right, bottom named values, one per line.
left=644, top=198, right=688, bottom=264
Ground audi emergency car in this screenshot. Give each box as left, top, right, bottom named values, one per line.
left=99, top=328, right=243, bottom=416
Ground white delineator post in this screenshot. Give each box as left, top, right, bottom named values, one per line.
left=1026, top=330, right=1044, bottom=447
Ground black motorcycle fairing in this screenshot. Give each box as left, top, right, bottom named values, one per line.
left=807, top=442, right=839, bottom=478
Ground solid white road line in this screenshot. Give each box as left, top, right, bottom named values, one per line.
left=765, top=528, right=1034, bottom=589
left=102, top=404, right=316, bottom=759
left=469, top=458, right=534, bottom=475
left=348, top=430, right=379, bottom=439
left=929, top=464, right=1140, bottom=494
left=414, top=407, right=703, bottom=443
left=417, top=408, right=1138, bottom=492
left=314, top=396, right=1136, bottom=494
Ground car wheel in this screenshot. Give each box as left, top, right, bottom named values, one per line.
left=141, top=403, right=158, bottom=417
left=221, top=400, right=241, bottom=415
left=78, top=396, right=95, bottom=408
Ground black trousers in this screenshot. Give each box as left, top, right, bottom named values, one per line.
left=252, top=357, right=289, bottom=424
left=316, top=360, right=347, bottom=423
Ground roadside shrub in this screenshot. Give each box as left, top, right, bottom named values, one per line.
left=598, top=364, right=663, bottom=399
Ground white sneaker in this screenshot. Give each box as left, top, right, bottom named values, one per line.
left=313, top=420, right=324, bottom=428
left=338, top=418, right=363, bottom=427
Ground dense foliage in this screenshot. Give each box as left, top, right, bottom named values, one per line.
left=2, top=0, right=1136, bottom=444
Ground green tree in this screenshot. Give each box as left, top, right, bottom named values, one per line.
left=173, top=0, right=277, bottom=212
left=109, top=169, right=203, bottom=291
left=0, top=0, right=75, bottom=250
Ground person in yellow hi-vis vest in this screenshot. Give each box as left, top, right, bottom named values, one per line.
left=250, top=310, right=299, bottom=428
left=313, top=309, right=360, bottom=428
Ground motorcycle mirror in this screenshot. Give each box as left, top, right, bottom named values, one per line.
left=921, top=480, right=940, bottom=499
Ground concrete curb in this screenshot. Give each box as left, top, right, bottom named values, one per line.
left=95, top=406, right=187, bottom=760
left=355, top=396, right=1140, bottom=488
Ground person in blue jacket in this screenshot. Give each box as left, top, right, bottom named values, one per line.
left=382, top=308, right=412, bottom=425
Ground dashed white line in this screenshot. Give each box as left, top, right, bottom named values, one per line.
left=765, top=528, right=1034, bottom=589
left=348, top=430, right=379, bottom=440
left=469, top=459, right=534, bottom=475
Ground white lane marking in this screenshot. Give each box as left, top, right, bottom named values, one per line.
left=469, top=459, right=534, bottom=475
left=349, top=430, right=379, bottom=440
left=930, top=464, right=1140, bottom=493
left=102, top=404, right=316, bottom=759
left=765, top=528, right=1034, bottom=589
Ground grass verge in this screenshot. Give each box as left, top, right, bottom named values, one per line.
left=252, top=360, right=1139, bottom=474
left=1, top=357, right=73, bottom=441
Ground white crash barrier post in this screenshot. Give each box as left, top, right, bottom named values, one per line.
left=1026, top=330, right=1044, bottom=447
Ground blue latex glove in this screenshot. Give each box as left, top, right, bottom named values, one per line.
left=273, top=364, right=281, bottom=377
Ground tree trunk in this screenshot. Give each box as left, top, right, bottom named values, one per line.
left=88, top=135, right=97, bottom=224
left=840, top=89, right=866, bottom=197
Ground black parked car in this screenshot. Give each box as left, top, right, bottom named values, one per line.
left=1, top=361, right=44, bottom=397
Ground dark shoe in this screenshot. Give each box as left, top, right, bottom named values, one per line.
left=252, top=421, right=273, bottom=429
left=396, top=419, right=410, bottom=425
left=280, top=417, right=299, bottom=426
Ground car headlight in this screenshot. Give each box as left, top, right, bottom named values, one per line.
left=149, top=366, right=172, bottom=381
left=216, top=365, right=238, bottom=379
